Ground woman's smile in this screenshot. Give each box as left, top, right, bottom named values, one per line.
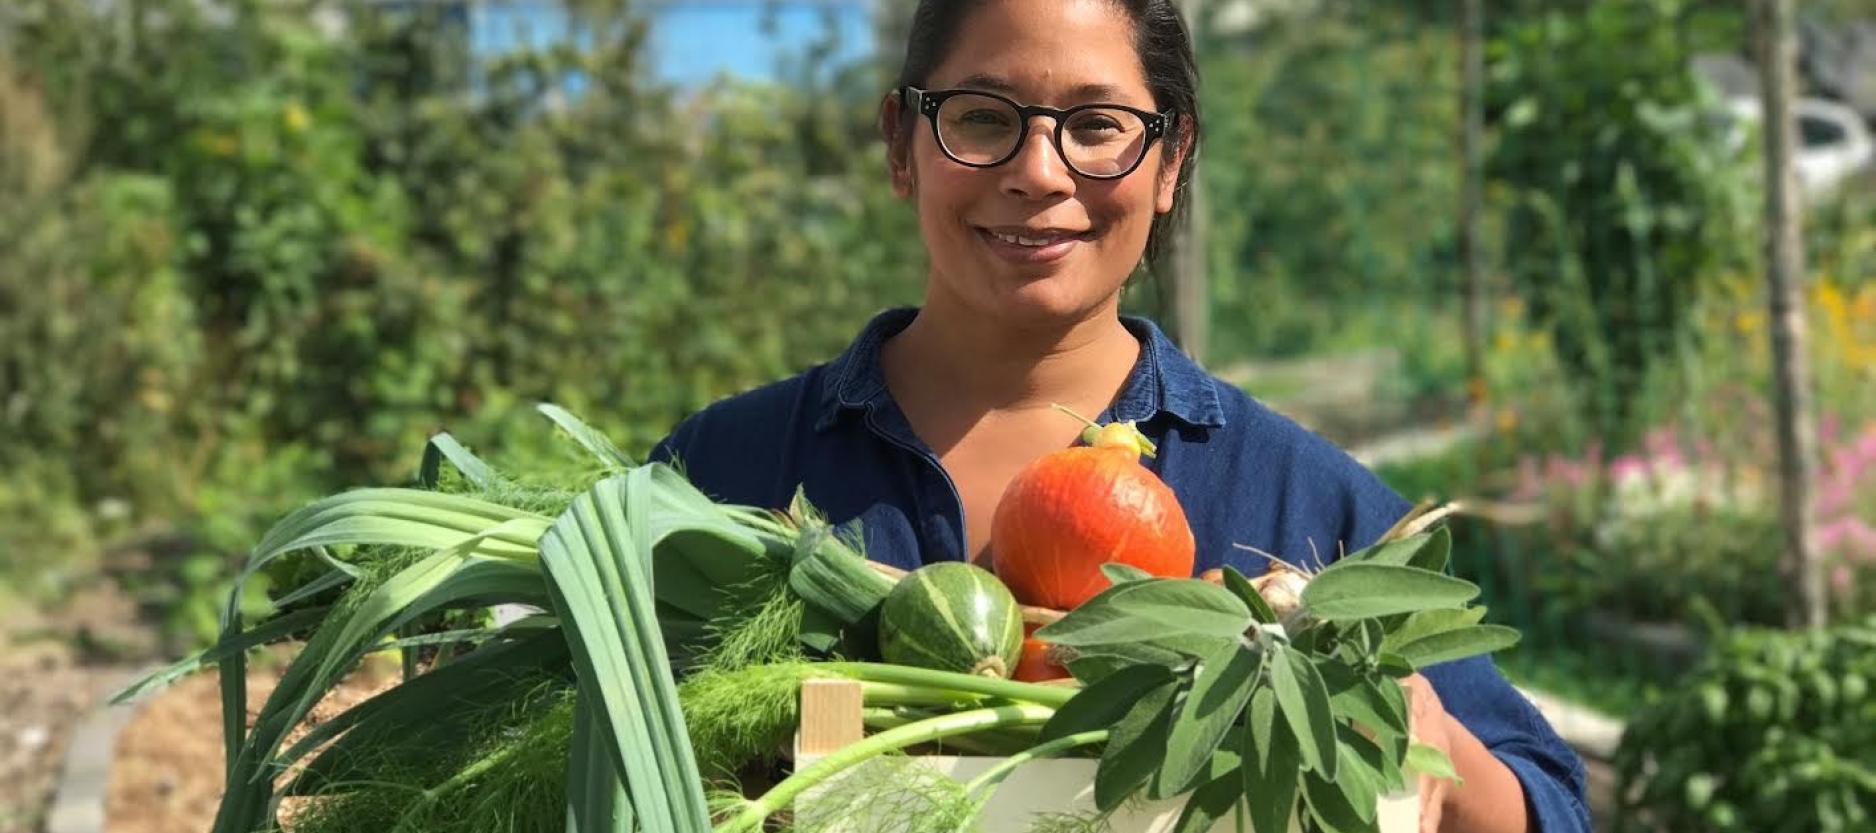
left=974, top=224, right=1096, bottom=265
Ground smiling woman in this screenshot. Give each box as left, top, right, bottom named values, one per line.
left=647, top=1, right=1590, bottom=832
left=877, top=0, right=1194, bottom=328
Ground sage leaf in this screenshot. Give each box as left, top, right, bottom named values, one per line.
left=1241, top=687, right=1301, bottom=833
left=1301, top=563, right=1478, bottom=621
left=1340, top=527, right=1448, bottom=573
left=1316, top=658, right=1407, bottom=742
left=1221, top=565, right=1279, bottom=625
left=1101, top=562, right=1155, bottom=585
left=1406, top=526, right=1453, bottom=573
left=1040, top=579, right=1250, bottom=647
left=1043, top=664, right=1175, bottom=741
left=1334, top=725, right=1386, bottom=825
left=1392, top=624, right=1522, bottom=668
left=1171, top=768, right=1244, bottom=833
left=1379, top=607, right=1487, bottom=654
left=1096, top=678, right=1179, bottom=812
left=1155, top=641, right=1262, bottom=797
left=1106, top=579, right=1256, bottom=640
left=1035, top=581, right=1175, bottom=646
left=1378, top=652, right=1415, bottom=678
left=1270, top=646, right=1337, bottom=780
left=1302, top=770, right=1376, bottom=833
left=1405, top=742, right=1463, bottom=784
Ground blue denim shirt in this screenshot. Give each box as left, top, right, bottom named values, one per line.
left=651, top=307, right=1590, bottom=831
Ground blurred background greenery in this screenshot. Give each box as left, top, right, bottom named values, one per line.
left=3, top=0, right=1876, bottom=829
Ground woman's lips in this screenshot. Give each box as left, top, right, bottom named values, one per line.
left=976, top=227, right=1090, bottom=265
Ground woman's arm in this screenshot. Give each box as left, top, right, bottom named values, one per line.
left=1404, top=674, right=1531, bottom=833
left=1414, top=659, right=1593, bottom=833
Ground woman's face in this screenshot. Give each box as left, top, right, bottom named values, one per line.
left=892, top=0, right=1184, bottom=327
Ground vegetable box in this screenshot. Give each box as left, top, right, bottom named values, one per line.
left=794, top=680, right=1422, bottom=833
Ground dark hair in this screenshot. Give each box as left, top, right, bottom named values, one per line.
left=886, top=0, right=1202, bottom=272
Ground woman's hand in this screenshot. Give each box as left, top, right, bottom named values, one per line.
left=1400, top=673, right=1530, bottom=833
left=1400, top=673, right=1454, bottom=833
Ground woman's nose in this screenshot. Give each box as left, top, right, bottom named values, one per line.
left=999, top=116, right=1075, bottom=201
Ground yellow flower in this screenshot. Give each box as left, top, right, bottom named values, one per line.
left=663, top=218, right=690, bottom=251
left=283, top=102, right=310, bottom=134
left=1495, top=407, right=1519, bottom=434
left=198, top=130, right=238, bottom=157
left=1852, top=286, right=1876, bottom=322
left=1735, top=310, right=1763, bottom=336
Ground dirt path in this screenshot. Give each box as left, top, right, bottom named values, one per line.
left=104, top=651, right=400, bottom=833
left=0, top=585, right=152, bottom=833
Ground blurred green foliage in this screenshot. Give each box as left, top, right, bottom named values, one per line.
left=1199, top=8, right=1465, bottom=366
left=1488, top=0, right=1756, bottom=449
left=1614, top=618, right=1876, bottom=832
left=0, top=0, right=923, bottom=646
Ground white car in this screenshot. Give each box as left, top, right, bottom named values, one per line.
left=1719, top=96, right=1875, bottom=199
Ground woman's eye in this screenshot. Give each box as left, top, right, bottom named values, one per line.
left=1070, top=117, right=1123, bottom=137
left=959, top=109, right=1012, bottom=126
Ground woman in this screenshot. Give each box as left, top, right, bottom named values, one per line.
left=651, top=1, right=1589, bottom=830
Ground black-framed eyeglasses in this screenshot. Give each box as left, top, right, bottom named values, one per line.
left=901, top=86, right=1175, bottom=180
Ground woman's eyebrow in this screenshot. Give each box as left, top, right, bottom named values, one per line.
left=952, top=74, right=1126, bottom=102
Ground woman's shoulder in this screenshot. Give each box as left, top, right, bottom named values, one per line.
left=1177, top=373, right=1413, bottom=567
left=1200, top=374, right=1384, bottom=479
left=660, top=365, right=828, bottom=436
left=645, top=364, right=833, bottom=500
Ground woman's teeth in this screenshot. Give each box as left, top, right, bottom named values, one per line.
left=993, top=231, right=1075, bottom=247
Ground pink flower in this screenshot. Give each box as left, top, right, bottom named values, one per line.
left=1847, top=522, right=1876, bottom=563
left=1554, top=457, right=1589, bottom=488
left=1818, top=517, right=1853, bottom=552
left=1820, top=413, right=1843, bottom=448
left=1817, top=517, right=1876, bottom=562
left=1609, top=454, right=1650, bottom=484
left=1816, top=473, right=1855, bottom=519
left=1832, top=564, right=1854, bottom=593
left=1644, top=427, right=1685, bottom=467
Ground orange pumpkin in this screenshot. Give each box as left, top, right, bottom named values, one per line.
left=989, top=417, right=1195, bottom=610
left=1012, top=623, right=1070, bottom=682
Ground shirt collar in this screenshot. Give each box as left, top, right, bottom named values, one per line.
left=814, top=306, right=1226, bottom=432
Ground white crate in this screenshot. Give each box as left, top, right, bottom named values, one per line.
left=794, top=680, right=1421, bottom=833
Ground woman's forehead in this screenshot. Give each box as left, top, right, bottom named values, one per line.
left=925, top=0, right=1151, bottom=107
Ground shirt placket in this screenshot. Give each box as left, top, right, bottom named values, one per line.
left=860, top=400, right=968, bottom=566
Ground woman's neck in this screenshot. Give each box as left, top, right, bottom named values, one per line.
left=880, top=293, right=1141, bottom=419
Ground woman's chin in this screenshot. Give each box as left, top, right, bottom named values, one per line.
left=981, top=277, right=1117, bottom=325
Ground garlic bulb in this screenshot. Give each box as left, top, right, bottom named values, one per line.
left=1250, top=563, right=1310, bottom=627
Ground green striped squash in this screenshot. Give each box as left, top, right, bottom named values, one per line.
left=878, top=562, right=1024, bottom=678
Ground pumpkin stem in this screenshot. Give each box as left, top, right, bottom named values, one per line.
left=1048, top=403, right=1158, bottom=458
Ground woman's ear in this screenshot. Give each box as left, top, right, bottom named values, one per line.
left=879, top=92, right=915, bottom=198
left=1154, top=127, right=1193, bottom=215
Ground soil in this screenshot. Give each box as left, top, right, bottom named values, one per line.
left=0, top=568, right=398, bottom=833
left=103, top=649, right=401, bottom=833
left=0, top=582, right=153, bottom=833
left=0, top=642, right=110, bottom=833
